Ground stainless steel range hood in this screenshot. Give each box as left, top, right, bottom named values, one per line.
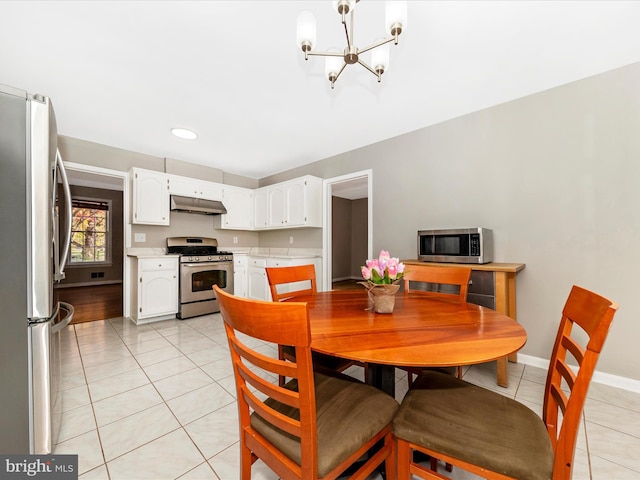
left=170, top=195, right=227, bottom=215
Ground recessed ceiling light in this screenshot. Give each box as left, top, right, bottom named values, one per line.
left=171, top=128, right=198, bottom=140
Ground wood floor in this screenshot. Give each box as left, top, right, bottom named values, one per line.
left=54, top=283, right=123, bottom=324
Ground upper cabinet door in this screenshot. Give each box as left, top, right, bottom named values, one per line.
left=131, top=168, right=169, bottom=225
left=253, top=188, right=269, bottom=229
left=167, top=174, right=199, bottom=197
left=167, top=174, right=223, bottom=201
left=285, top=180, right=306, bottom=226
left=268, top=184, right=286, bottom=227
left=220, top=185, right=253, bottom=230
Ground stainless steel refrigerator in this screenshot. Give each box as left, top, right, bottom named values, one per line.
left=0, top=83, right=74, bottom=454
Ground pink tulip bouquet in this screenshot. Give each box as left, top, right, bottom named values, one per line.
left=361, top=250, right=407, bottom=285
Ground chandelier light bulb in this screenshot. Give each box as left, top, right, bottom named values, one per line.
left=296, top=10, right=317, bottom=58
left=385, top=1, right=407, bottom=40
left=325, top=48, right=343, bottom=89
left=371, top=42, right=390, bottom=81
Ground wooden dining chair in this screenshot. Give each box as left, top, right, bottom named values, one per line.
left=401, top=264, right=472, bottom=385
left=214, top=285, right=398, bottom=480
left=393, top=285, right=618, bottom=480
left=266, top=264, right=357, bottom=386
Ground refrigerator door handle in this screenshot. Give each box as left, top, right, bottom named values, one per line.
left=52, top=302, right=74, bottom=334
left=54, top=150, right=72, bottom=281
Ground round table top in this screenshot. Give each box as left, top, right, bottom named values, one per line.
left=295, top=290, right=527, bottom=368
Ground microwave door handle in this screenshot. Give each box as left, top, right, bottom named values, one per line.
left=54, top=150, right=72, bottom=281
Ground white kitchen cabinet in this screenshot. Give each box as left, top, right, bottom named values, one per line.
left=219, top=185, right=253, bottom=230
left=254, top=175, right=322, bottom=229
left=131, top=168, right=169, bottom=225
left=247, top=257, right=269, bottom=301
left=131, top=256, right=179, bottom=323
left=233, top=254, right=248, bottom=297
left=167, top=174, right=223, bottom=201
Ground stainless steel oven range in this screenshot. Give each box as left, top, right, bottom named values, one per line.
left=167, top=237, right=233, bottom=319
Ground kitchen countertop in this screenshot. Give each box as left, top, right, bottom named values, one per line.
left=126, top=247, right=178, bottom=258
left=223, top=247, right=322, bottom=259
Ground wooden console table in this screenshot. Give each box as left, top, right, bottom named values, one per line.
left=403, top=261, right=526, bottom=387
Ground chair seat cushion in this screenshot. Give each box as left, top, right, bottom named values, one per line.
left=393, top=371, right=554, bottom=480
left=251, top=371, right=398, bottom=477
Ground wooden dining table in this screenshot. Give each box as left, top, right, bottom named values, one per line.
left=293, top=289, right=527, bottom=396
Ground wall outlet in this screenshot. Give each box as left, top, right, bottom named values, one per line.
left=134, top=233, right=146, bottom=243
left=289, top=236, right=294, bottom=244
left=233, top=236, right=238, bottom=244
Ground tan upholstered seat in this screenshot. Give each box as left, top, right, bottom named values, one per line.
left=393, top=285, right=618, bottom=480
left=214, top=285, right=398, bottom=479
left=265, top=264, right=357, bottom=386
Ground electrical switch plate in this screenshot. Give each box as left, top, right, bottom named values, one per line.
left=289, top=236, right=294, bottom=244
left=134, top=233, right=146, bottom=243
left=233, top=236, right=238, bottom=244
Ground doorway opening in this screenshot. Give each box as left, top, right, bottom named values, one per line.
left=322, top=170, right=372, bottom=292
left=54, top=164, right=128, bottom=323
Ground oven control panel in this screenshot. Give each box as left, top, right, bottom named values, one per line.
left=180, top=255, right=233, bottom=263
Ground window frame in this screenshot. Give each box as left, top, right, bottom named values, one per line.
left=68, top=196, right=113, bottom=267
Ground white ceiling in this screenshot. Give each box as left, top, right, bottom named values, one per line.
left=2, top=1, right=640, bottom=180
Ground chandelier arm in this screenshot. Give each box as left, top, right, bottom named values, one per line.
left=334, top=62, right=348, bottom=81
left=357, top=59, right=380, bottom=78
left=306, top=51, right=345, bottom=58
left=342, top=10, right=353, bottom=50
left=358, top=36, right=396, bottom=55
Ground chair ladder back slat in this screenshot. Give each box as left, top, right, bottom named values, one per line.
left=549, top=383, right=569, bottom=415
left=237, top=363, right=300, bottom=408
left=232, top=340, right=300, bottom=383
left=242, top=386, right=303, bottom=438
left=555, top=357, right=577, bottom=392
left=561, top=334, right=585, bottom=366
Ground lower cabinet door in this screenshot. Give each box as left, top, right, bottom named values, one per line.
left=247, top=267, right=269, bottom=301
left=139, top=271, right=178, bottom=318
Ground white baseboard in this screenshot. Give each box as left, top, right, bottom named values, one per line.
left=518, top=354, right=640, bottom=394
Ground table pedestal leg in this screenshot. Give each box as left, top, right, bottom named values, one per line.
left=365, top=363, right=396, bottom=398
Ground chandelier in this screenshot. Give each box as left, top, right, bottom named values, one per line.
left=296, top=0, right=408, bottom=89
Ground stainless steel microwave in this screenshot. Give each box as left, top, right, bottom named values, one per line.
left=417, top=228, right=493, bottom=264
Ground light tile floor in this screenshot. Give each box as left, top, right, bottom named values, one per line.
left=54, top=314, right=640, bottom=479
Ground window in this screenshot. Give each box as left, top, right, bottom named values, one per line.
left=70, top=198, right=111, bottom=264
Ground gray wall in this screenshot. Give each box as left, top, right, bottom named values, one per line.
left=62, top=62, right=640, bottom=381
left=261, top=62, right=640, bottom=381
